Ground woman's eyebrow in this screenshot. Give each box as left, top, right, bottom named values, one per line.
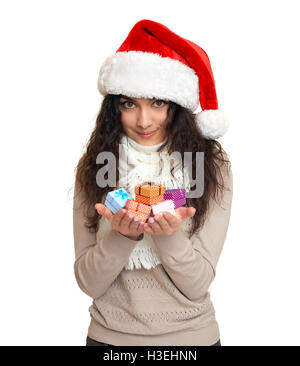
left=121, top=96, right=135, bottom=101
left=120, top=95, right=155, bottom=102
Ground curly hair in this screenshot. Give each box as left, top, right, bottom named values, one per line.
left=72, top=94, right=231, bottom=239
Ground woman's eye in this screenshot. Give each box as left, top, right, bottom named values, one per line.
left=120, top=100, right=168, bottom=109
left=121, top=101, right=135, bottom=109
left=154, top=100, right=166, bottom=107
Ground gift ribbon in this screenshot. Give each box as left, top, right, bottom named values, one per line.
left=135, top=201, right=150, bottom=213
left=127, top=199, right=149, bottom=213
left=138, top=181, right=164, bottom=195
left=114, top=190, right=130, bottom=200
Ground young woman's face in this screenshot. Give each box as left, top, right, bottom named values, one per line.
left=119, top=95, right=169, bottom=146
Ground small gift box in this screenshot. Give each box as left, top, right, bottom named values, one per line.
left=151, top=199, right=176, bottom=217
left=125, top=199, right=152, bottom=223
left=104, top=188, right=133, bottom=214
left=135, top=181, right=166, bottom=205
left=163, top=189, right=186, bottom=209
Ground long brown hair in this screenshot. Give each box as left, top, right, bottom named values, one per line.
left=73, top=94, right=231, bottom=239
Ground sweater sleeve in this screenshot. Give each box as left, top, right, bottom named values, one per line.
left=152, top=161, right=233, bottom=303
left=73, top=184, right=138, bottom=300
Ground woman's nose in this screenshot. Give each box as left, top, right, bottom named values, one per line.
left=136, top=108, right=153, bottom=129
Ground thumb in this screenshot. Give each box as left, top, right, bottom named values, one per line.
left=95, top=203, right=113, bottom=221
left=176, top=206, right=196, bottom=219
left=186, top=206, right=196, bottom=218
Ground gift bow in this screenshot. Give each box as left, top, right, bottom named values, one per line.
left=114, top=190, right=129, bottom=200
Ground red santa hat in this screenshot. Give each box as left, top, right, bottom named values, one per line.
left=98, top=19, right=229, bottom=140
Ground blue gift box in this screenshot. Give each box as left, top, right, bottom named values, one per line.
left=104, top=188, right=133, bottom=214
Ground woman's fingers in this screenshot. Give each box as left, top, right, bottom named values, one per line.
left=125, top=214, right=140, bottom=232
left=137, top=221, right=144, bottom=233
left=151, top=214, right=174, bottom=235
left=119, top=211, right=133, bottom=231
left=130, top=216, right=143, bottom=233
left=144, top=216, right=161, bottom=235
left=144, top=210, right=184, bottom=236
left=111, top=209, right=127, bottom=229
left=160, top=212, right=180, bottom=228
left=95, top=205, right=146, bottom=238
left=143, top=220, right=154, bottom=234
left=95, top=203, right=113, bottom=221
left=175, top=206, right=196, bottom=220
left=95, top=204, right=196, bottom=237
left=109, top=212, right=142, bottom=239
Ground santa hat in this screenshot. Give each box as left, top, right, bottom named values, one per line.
left=98, top=19, right=229, bottom=140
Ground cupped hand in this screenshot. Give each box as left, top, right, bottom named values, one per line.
left=95, top=203, right=144, bottom=240
left=142, top=206, right=196, bottom=236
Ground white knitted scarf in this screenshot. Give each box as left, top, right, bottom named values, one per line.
left=96, top=134, right=192, bottom=270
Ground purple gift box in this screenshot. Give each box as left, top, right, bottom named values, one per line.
left=163, top=189, right=186, bottom=209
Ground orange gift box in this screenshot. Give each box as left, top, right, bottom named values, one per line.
left=125, top=199, right=151, bottom=223
left=125, top=199, right=151, bottom=214
left=135, top=181, right=165, bottom=205
left=135, top=194, right=163, bottom=205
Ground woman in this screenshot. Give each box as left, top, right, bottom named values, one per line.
left=73, top=19, right=233, bottom=346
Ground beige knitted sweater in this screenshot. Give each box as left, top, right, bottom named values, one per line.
left=73, top=138, right=233, bottom=346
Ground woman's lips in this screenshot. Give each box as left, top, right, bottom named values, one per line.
left=136, top=130, right=158, bottom=138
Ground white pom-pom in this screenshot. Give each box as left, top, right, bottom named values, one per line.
left=195, top=109, right=229, bottom=139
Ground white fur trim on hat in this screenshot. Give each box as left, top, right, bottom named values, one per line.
left=98, top=51, right=199, bottom=111
left=195, top=109, right=229, bottom=139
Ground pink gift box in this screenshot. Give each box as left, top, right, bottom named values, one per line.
left=151, top=199, right=176, bottom=217
left=163, top=189, right=186, bottom=209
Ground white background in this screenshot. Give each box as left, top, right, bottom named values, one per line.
left=0, top=0, right=299, bottom=346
